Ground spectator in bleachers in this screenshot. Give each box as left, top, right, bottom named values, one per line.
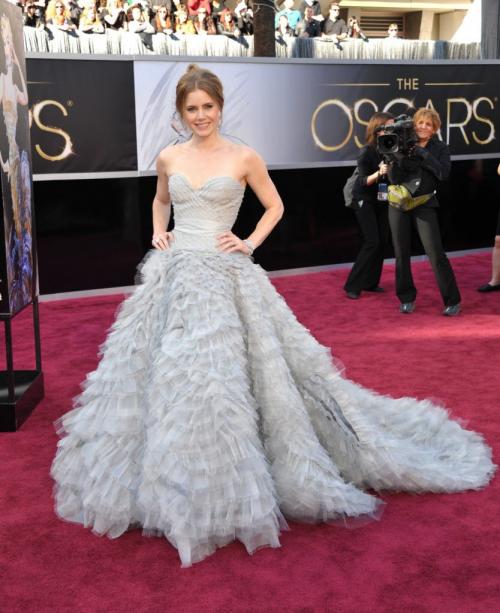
left=126, top=3, right=154, bottom=32
left=234, top=0, right=252, bottom=35
left=23, top=1, right=45, bottom=27
left=151, top=3, right=174, bottom=32
left=193, top=5, right=216, bottom=34
left=386, top=23, right=399, bottom=38
left=216, top=8, right=240, bottom=37
left=275, top=0, right=300, bottom=31
left=296, top=5, right=321, bottom=37
left=298, top=0, right=320, bottom=18
left=210, top=0, right=226, bottom=25
left=187, top=0, right=210, bottom=17
left=174, top=7, right=195, bottom=33
left=347, top=15, right=367, bottom=40
left=44, top=0, right=58, bottom=21
left=102, top=0, right=127, bottom=30
left=151, top=0, right=174, bottom=14
left=321, top=2, right=346, bottom=41
left=275, top=13, right=294, bottom=39
left=170, top=0, right=186, bottom=14
left=46, top=1, right=77, bottom=30
left=32, top=0, right=48, bottom=20
left=79, top=4, right=105, bottom=31
left=66, top=0, right=82, bottom=26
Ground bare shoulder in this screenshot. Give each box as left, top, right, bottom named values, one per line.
left=156, top=144, right=185, bottom=173
left=229, top=143, right=265, bottom=173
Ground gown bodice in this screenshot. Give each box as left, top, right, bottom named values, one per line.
left=168, top=173, right=246, bottom=252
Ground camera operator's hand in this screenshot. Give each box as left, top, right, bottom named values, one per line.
left=379, top=162, right=389, bottom=175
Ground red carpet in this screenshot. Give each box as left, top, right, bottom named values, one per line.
left=1, top=251, right=499, bottom=612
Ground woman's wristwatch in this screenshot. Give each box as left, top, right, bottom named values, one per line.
left=242, top=239, right=255, bottom=256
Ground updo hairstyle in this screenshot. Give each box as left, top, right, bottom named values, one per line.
left=175, top=64, right=225, bottom=117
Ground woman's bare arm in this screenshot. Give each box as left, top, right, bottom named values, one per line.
left=151, top=149, right=173, bottom=251
left=243, top=148, right=284, bottom=248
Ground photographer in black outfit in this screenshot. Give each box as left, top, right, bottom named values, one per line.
left=386, top=108, right=461, bottom=316
left=344, top=112, right=394, bottom=299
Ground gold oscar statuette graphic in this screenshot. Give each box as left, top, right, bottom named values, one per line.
left=30, top=100, right=74, bottom=162
left=311, top=99, right=353, bottom=152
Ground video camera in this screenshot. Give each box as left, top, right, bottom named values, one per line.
left=376, top=114, right=417, bottom=157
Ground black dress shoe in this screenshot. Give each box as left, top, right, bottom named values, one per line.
left=400, top=302, right=415, bottom=314
left=345, top=290, right=361, bottom=300
left=365, top=286, right=385, bottom=293
left=477, top=283, right=500, bottom=293
left=443, top=303, right=461, bottom=316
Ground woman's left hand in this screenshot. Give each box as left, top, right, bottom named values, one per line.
left=217, top=231, right=251, bottom=255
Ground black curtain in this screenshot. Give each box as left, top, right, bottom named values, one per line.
left=482, top=0, right=500, bottom=58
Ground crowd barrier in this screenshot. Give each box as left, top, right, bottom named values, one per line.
left=23, top=27, right=481, bottom=59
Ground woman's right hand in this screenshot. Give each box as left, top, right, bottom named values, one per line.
left=379, top=162, right=389, bottom=175
left=152, top=231, right=173, bottom=251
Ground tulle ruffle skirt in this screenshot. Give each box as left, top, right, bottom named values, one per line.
left=51, top=249, right=496, bottom=566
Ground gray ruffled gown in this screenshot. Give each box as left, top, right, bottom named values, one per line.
left=51, top=174, right=496, bottom=567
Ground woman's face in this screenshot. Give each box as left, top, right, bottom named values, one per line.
left=178, top=11, right=187, bottom=22
left=182, top=89, right=220, bottom=138
left=158, top=7, right=168, bottom=18
left=415, top=116, right=436, bottom=142
left=224, top=12, right=232, bottom=23
left=132, top=6, right=142, bottom=20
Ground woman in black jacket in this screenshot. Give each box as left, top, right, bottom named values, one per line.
left=344, top=111, right=393, bottom=299
left=388, top=108, right=461, bottom=315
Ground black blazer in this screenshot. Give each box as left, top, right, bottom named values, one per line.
left=353, top=145, right=383, bottom=204
left=388, top=136, right=451, bottom=207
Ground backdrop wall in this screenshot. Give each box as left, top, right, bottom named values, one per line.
left=23, top=56, right=500, bottom=293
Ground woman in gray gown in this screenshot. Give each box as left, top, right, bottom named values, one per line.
left=51, top=64, right=496, bottom=568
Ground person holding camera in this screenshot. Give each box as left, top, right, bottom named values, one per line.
left=347, top=15, right=367, bottom=40
left=387, top=108, right=461, bottom=316
left=344, top=112, right=393, bottom=299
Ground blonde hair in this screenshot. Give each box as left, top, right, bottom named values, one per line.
left=413, top=108, right=441, bottom=132
left=80, top=6, right=101, bottom=26
left=175, top=64, right=224, bottom=116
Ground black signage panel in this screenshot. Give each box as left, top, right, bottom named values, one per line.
left=26, top=58, right=137, bottom=175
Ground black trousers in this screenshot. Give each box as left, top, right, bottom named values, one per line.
left=388, top=204, right=461, bottom=306
left=344, top=200, right=389, bottom=293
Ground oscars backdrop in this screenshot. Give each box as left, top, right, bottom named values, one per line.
left=24, top=57, right=500, bottom=180
left=0, top=0, right=35, bottom=315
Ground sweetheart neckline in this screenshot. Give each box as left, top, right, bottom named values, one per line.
left=168, top=173, right=246, bottom=192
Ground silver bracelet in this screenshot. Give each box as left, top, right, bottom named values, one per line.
left=242, top=239, right=255, bottom=256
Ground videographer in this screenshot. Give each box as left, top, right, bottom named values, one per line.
left=387, top=108, right=461, bottom=316
left=344, top=112, right=394, bottom=299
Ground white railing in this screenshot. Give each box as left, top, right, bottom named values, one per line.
left=23, top=28, right=481, bottom=59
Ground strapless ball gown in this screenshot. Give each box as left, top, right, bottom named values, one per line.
left=51, top=174, right=496, bottom=567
